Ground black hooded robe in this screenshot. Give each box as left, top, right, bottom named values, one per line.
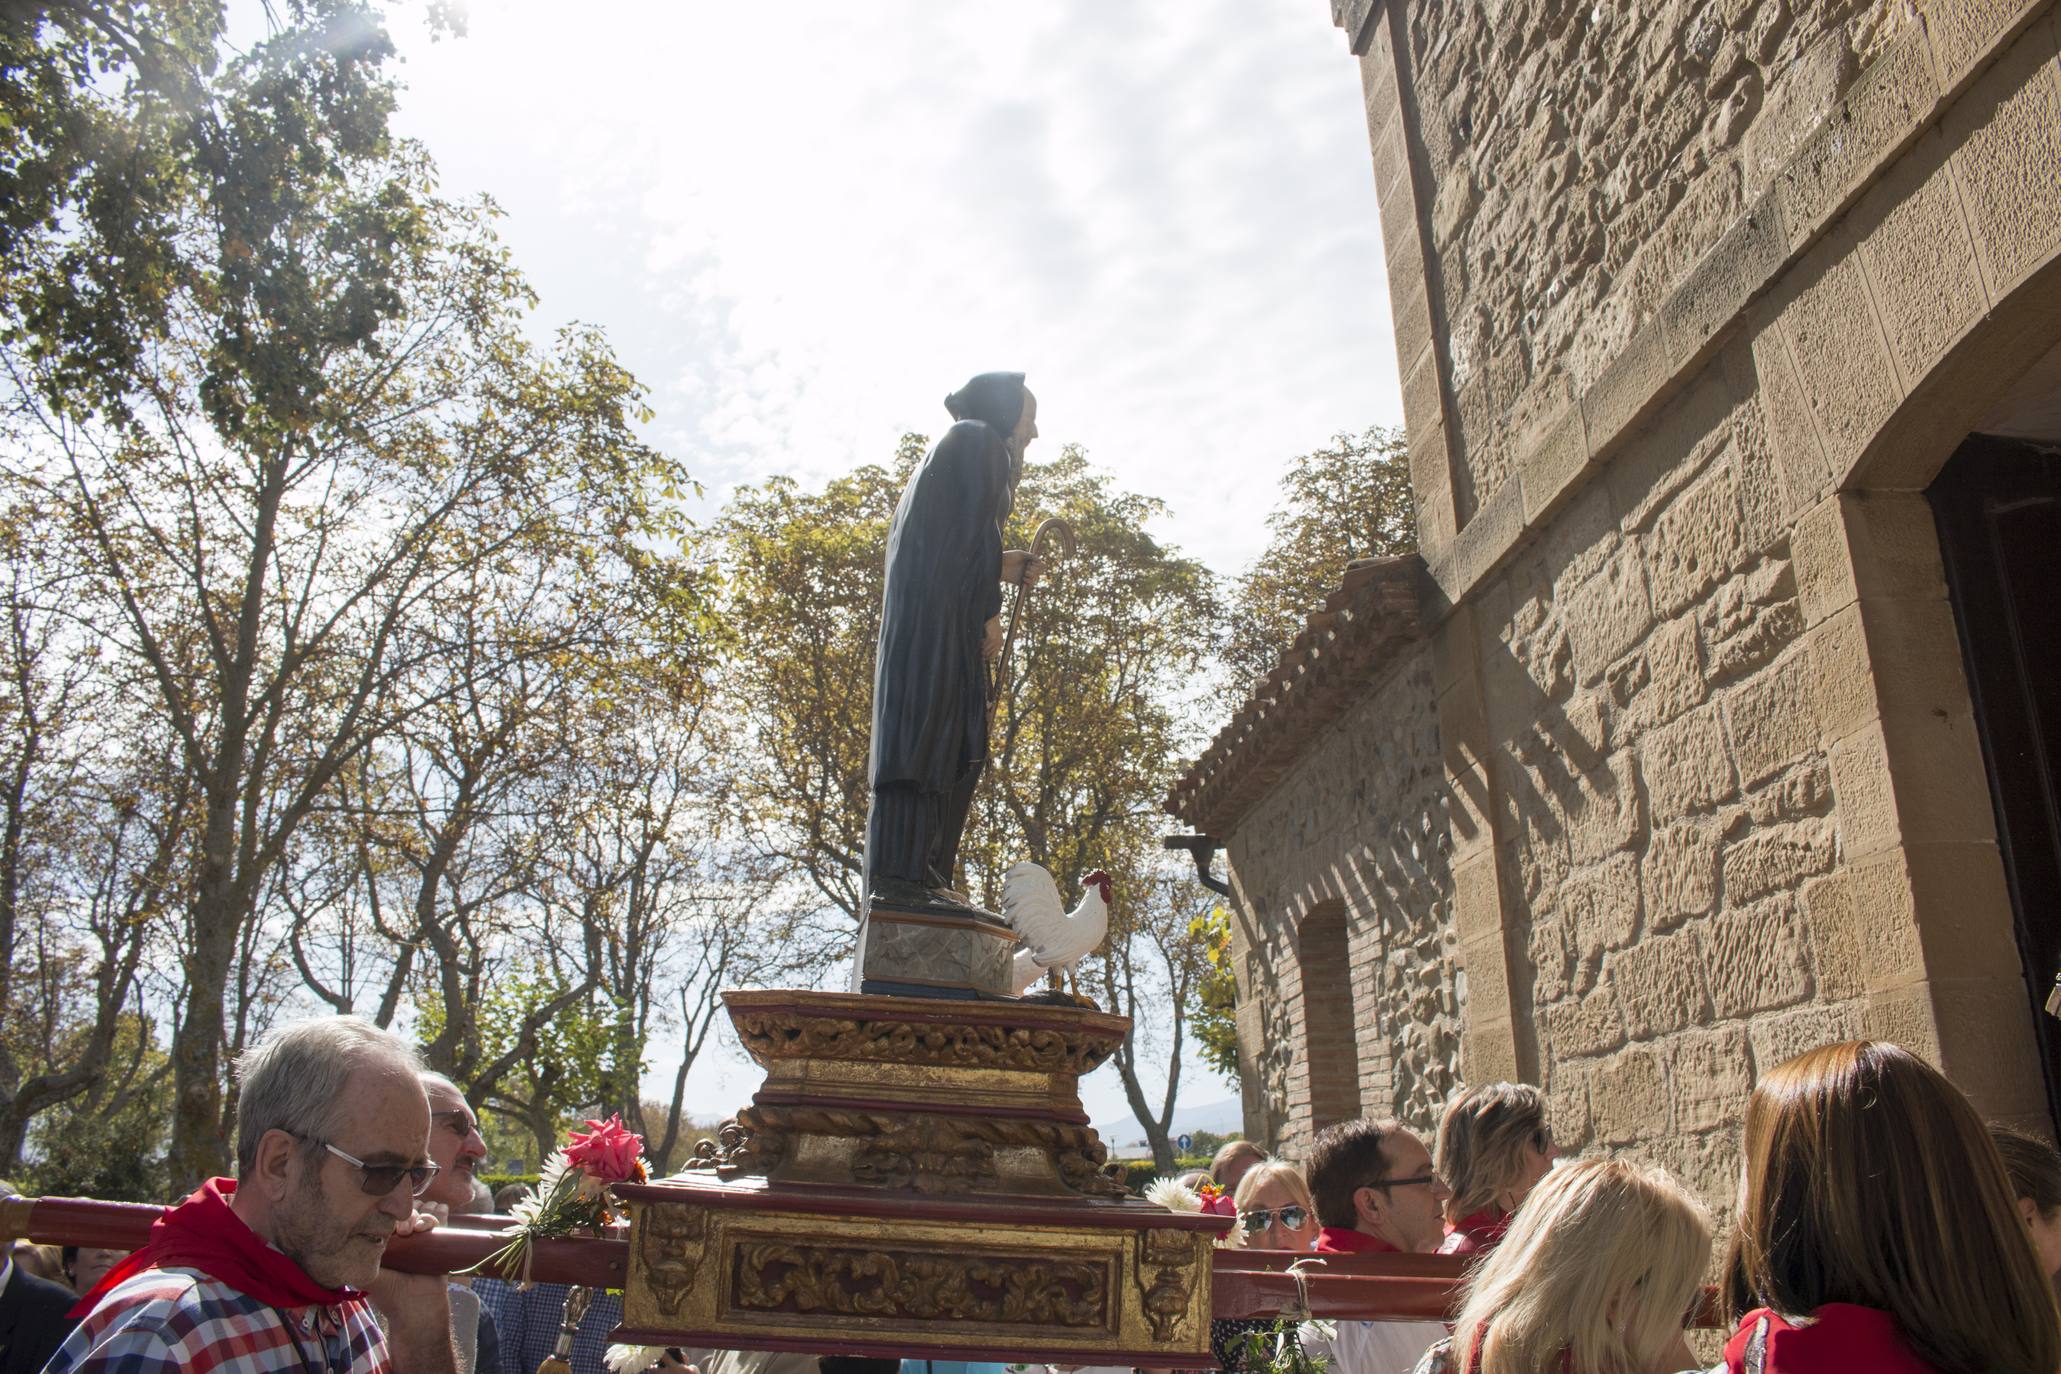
left=864, top=375, right=1024, bottom=895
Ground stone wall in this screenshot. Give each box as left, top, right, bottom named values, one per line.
left=1470, top=340, right=1864, bottom=1224
left=1187, top=0, right=2061, bottom=1224
left=1394, top=0, right=1921, bottom=522
left=1224, top=646, right=1461, bottom=1159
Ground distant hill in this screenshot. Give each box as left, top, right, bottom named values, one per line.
left=1093, top=1097, right=1244, bottom=1157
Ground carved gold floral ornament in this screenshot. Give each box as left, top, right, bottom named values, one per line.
left=730, top=1012, right=1121, bottom=1076
left=733, top=1239, right=1111, bottom=1328
left=682, top=1103, right=1128, bottom=1199
left=1133, top=1227, right=1200, bottom=1342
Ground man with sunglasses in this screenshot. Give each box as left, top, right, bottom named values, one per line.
left=49, top=1016, right=458, bottom=1373
left=419, top=1074, right=503, bottom=1374
left=1296, top=1119, right=1452, bottom=1374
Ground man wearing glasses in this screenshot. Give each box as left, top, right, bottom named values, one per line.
left=48, top=1016, right=458, bottom=1373
left=420, top=1074, right=503, bottom=1374
left=1296, top=1119, right=1453, bottom=1374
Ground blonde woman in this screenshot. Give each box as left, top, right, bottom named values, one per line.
left=1232, top=1159, right=1320, bottom=1250
left=1216, top=1162, right=1319, bottom=1373
left=1435, top=1082, right=1556, bottom=1256
left=1411, top=1158, right=1709, bottom=1374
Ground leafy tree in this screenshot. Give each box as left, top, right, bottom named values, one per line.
left=1, top=0, right=224, bottom=391
left=0, top=490, right=180, bottom=1171
left=1219, top=426, right=1414, bottom=707
left=3, top=7, right=694, bottom=1176
left=1190, top=904, right=1241, bottom=1083
left=417, top=963, right=633, bottom=1163
left=714, top=440, right=920, bottom=932
left=20, top=1013, right=173, bottom=1202
left=1187, top=1129, right=1243, bottom=1158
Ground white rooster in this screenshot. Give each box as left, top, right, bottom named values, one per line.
left=1001, top=864, right=1113, bottom=998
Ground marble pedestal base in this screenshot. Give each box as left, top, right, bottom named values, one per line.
left=854, top=897, right=1019, bottom=998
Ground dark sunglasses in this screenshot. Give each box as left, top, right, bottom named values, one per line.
left=431, top=1107, right=482, bottom=1139
left=302, top=1135, right=441, bottom=1197
left=1239, top=1204, right=1310, bottom=1233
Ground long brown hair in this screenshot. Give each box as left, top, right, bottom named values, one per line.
left=1724, top=1041, right=2061, bottom=1373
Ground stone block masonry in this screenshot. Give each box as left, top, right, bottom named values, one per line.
left=1171, top=0, right=2061, bottom=1210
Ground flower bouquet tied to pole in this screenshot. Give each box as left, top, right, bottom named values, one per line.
left=472, top=1114, right=649, bottom=1285
left=1143, top=1175, right=1242, bottom=1233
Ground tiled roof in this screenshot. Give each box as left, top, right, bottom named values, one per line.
left=1165, top=553, right=1427, bottom=837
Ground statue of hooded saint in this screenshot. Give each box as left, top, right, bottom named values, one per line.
left=864, top=371, right=1038, bottom=908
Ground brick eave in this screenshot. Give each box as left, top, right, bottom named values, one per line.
left=1166, top=553, right=1428, bottom=838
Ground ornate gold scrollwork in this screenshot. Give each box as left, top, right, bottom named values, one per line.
left=691, top=1103, right=1129, bottom=1199
left=1132, top=1228, right=1198, bottom=1342
left=730, top=1012, right=1121, bottom=1076
left=637, top=1202, right=711, bottom=1318
left=733, top=1239, right=1111, bottom=1329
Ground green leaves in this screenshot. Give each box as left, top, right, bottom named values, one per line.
left=1220, top=426, right=1414, bottom=708
left=1191, top=904, right=1241, bottom=1081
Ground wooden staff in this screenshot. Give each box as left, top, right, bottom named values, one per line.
left=0, top=1193, right=1725, bottom=1329
left=0, top=1195, right=628, bottom=1289
left=989, top=515, right=1078, bottom=725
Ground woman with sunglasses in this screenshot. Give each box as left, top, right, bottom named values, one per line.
left=1232, top=1161, right=1321, bottom=1251
left=1195, top=1163, right=1323, bottom=1374
left=1434, top=1083, right=1555, bottom=1258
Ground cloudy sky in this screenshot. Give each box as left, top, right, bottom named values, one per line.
left=381, top=0, right=1403, bottom=1128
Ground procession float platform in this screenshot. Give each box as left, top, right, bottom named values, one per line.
left=611, top=989, right=1223, bottom=1363
left=0, top=1197, right=1725, bottom=1339
left=0, top=987, right=1722, bottom=1359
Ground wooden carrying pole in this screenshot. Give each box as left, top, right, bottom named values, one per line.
left=0, top=1194, right=1722, bottom=1330
left=0, top=1196, right=629, bottom=1290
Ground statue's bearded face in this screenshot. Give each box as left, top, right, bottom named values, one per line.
left=1007, top=389, right=1038, bottom=484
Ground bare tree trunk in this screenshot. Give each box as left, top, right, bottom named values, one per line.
left=171, top=880, right=244, bottom=1182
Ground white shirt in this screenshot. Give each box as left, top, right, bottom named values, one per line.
left=1300, top=1317, right=1450, bottom=1374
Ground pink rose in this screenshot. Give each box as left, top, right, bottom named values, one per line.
left=564, top=1114, right=645, bottom=1183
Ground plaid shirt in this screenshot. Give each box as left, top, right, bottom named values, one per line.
left=472, top=1279, right=619, bottom=1374
left=44, top=1267, right=391, bottom=1374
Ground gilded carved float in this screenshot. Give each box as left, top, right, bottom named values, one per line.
left=611, top=989, right=1222, bottom=1363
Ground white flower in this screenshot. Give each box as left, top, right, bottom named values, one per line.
left=1143, top=1177, right=1202, bottom=1213
left=604, top=1344, right=672, bottom=1373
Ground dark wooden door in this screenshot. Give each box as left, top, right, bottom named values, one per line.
left=1930, top=434, right=2061, bottom=1131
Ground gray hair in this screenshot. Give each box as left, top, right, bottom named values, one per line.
left=234, top=1016, right=425, bottom=1175
left=419, top=1070, right=465, bottom=1102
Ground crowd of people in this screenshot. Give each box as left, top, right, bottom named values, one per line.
left=13, top=1018, right=2061, bottom=1374
left=1179, top=1040, right=2061, bottom=1374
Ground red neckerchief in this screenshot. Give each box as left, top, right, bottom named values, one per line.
left=69, top=1177, right=363, bottom=1320
left=1439, top=1209, right=1510, bottom=1256
left=1313, top=1226, right=1398, bottom=1254
left=1725, top=1305, right=1942, bottom=1374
